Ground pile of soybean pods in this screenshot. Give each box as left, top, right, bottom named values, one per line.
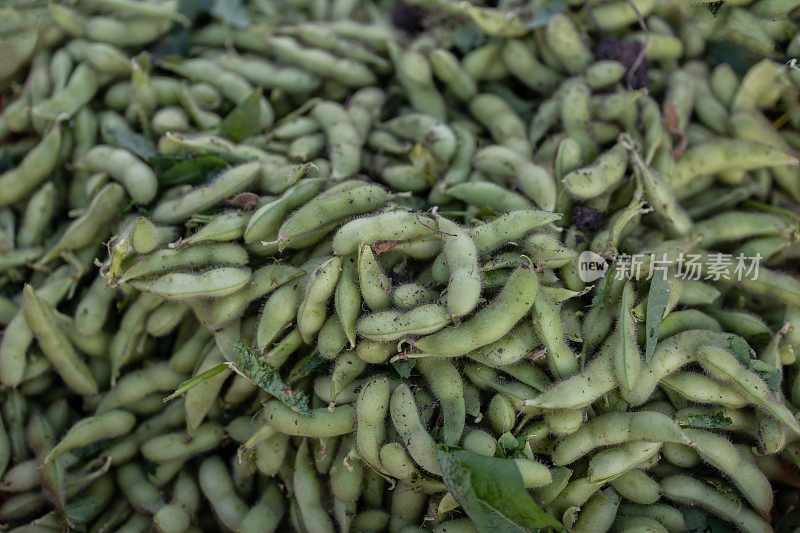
left=2, top=0, right=800, bottom=531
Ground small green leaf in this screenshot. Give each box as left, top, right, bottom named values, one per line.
left=452, top=24, right=485, bottom=54
left=644, top=275, right=671, bottom=363
left=288, top=352, right=327, bottom=383
left=105, top=126, right=158, bottom=161
left=178, top=0, right=212, bottom=20
left=392, top=358, right=417, bottom=379
left=686, top=411, right=733, bottom=429
left=519, top=0, right=568, bottom=29
left=210, top=0, right=250, bottom=28
left=219, top=88, right=263, bottom=141
left=231, top=342, right=312, bottom=416
left=590, top=274, right=610, bottom=308
left=163, top=363, right=229, bottom=402
left=64, top=493, right=108, bottom=526
left=729, top=335, right=756, bottom=365
left=158, top=155, right=229, bottom=186
left=745, top=359, right=781, bottom=392
left=437, top=448, right=563, bottom=532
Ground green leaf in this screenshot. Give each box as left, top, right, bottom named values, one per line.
left=230, top=341, right=312, bottom=416
left=729, top=335, right=756, bottom=365
left=158, top=155, right=229, bottom=186
left=686, top=411, right=733, bottom=429
left=65, top=493, right=108, bottom=526
left=178, top=0, right=212, bottom=20
left=745, top=359, right=782, bottom=392
left=452, top=24, right=485, bottom=54
left=70, top=439, right=110, bottom=461
left=288, top=352, right=327, bottom=383
left=590, top=273, right=610, bottom=308
left=105, top=127, right=157, bottom=161
left=680, top=504, right=731, bottom=533
left=164, top=363, right=229, bottom=402
left=436, top=448, right=563, bottom=533
left=777, top=508, right=800, bottom=533
left=210, top=0, right=249, bottom=28
left=219, top=88, right=263, bottom=141
left=519, top=0, right=568, bottom=30
left=644, top=275, right=671, bottom=363
left=392, top=358, right=417, bottom=379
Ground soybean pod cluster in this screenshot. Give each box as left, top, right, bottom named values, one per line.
left=2, top=0, right=800, bottom=532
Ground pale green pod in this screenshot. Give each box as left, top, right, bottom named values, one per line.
left=469, top=93, right=529, bottom=156
left=586, top=441, right=662, bottom=484
left=332, top=210, right=438, bottom=256
left=43, top=410, right=136, bottom=465
left=562, top=142, right=628, bottom=200
left=472, top=145, right=557, bottom=211
left=130, top=267, right=252, bottom=300
left=151, top=162, right=261, bottom=224
left=610, top=469, right=660, bottom=505
left=0, top=121, right=62, bottom=207
left=390, top=384, right=442, bottom=476
left=661, top=372, right=748, bottom=408
left=357, top=304, right=450, bottom=342
left=697, top=344, right=800, bottom=437
left=199, top=456, right=248, bottom=531
left=502, top=39, right=562, bottom=94
left=436, top=215, right=481, bottom=319
left=661, top=475, right=770, bottom=533
left=544, top=14, right=592, bottom=74
left=552, top=411, right=691, bottom=465
left=411, top=266, right=539, bottom=358
left=357, top=244, right=392, bottom=311
left=417, top=358, right=465, bottom=446
left=22, top=285, right=98, bottom=396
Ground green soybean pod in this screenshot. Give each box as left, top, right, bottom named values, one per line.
left=150, top=161, right=261, bottom=224
left=239, top=480, right=285, bottom=533
left=437, top=215, right=480, bottom=319
left=619, top=330, right=734, bottom=407
left=357, top=304, right=450, bottom=342
left=544, top=14, right=592, bottom=74
left=43, top=409, right=136, bottom=467
left=31, top=63, right=102, bottom=132
left=329, top=435, right=363, bottom=504
left=446, top=181, right=533, bottom=212
left=130, top=267, right=252, bottom=300
left=617, top=503, right=685, bottom=533
left=411, top=266, right=539, bottom=358
left=661, top=475, right=770, bottom=533
left=0, top=266, right=74, bottom=388
left=614, top=282, right=640, bottom=392
left=697, top=344, right=800, bottom=437
left=551, top=411, right=691, bottom=466
left=120, top=242, right=247, bottom=284
left=0, top=120, right=62, bottom=207
left=297, top=256, right=341, bottom=343
left=469, top=93, right=529, bottom=156
left=334, top=255, right=360, bottom=348
left=16, top=182, right=56, bottom=248
left=502, top=39, right=562, bottom=94
left=332, top=210, right=438, bottom=256
left=37, top=182, right=126, bottom=267
left=358, top=244, right=392, bottom=311
left=293, top=439, right=335, bottom=533
left=661, top=372, right=747, bottom=408
left=117, top=463, right=164, bottom=514
left=391, top=384, right=442, bottom=476
left=355, top=376, right=391, bottom=475
left=140, top=423, right=224, bottom=464
left=199, top=456, right=247, bottom=531
left=264, top=401, right=354, bottom=437
left=570, top=488, right=620, bottom=533
left=22, top=285, right=97, bottom=396
left=273, top=183, right=390, bottom=250
left=561, top=142, right=628, bottom=200
left=532, top=290, right=578, bottom=379
left=256, top=277, right=303, bottom=349
left=670, top=138, right=798, bottom=189
left=417, top=358, right=465, bottom=446
left=429, top=48, right=477, bottom=101
left=610, top=469, right=660, bottom=505
left=586, top=441, right=662, bottom=484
